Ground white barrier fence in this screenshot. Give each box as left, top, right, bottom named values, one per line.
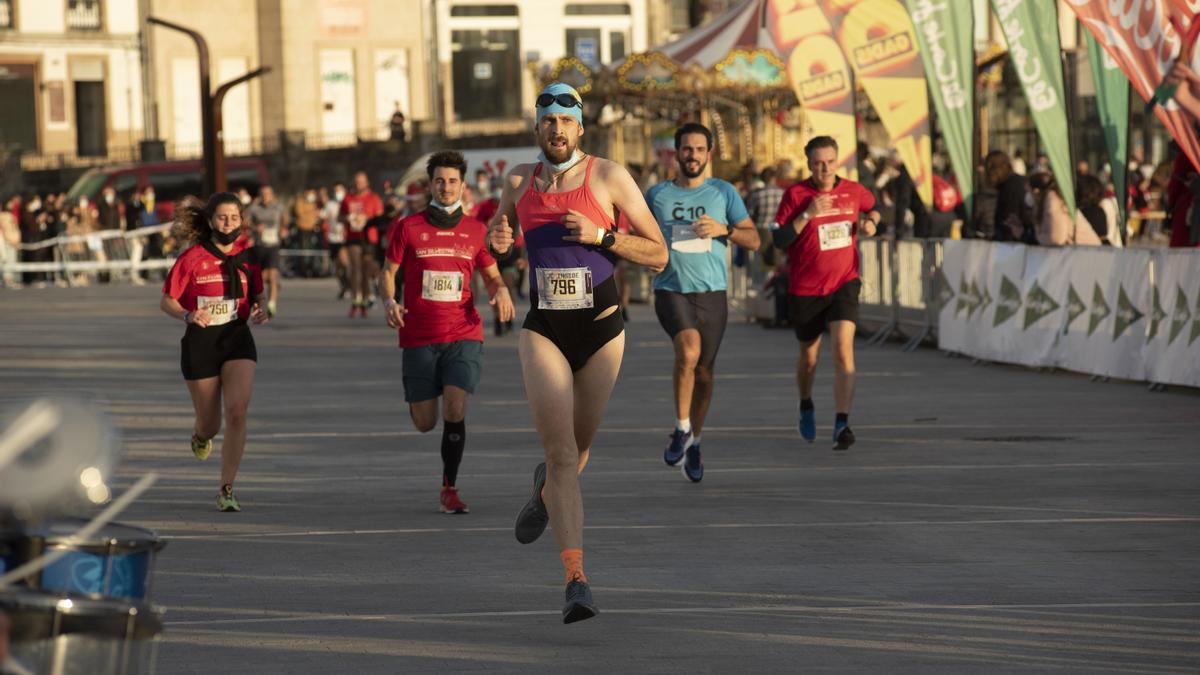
left=935, top=240, right=1200, bottom=388
left=1, top=226, right=332, bottom=287
left=1, top=225, right=176, bottom=286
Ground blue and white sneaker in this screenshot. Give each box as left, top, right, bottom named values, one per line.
left=682, top=444, right=704, bottom=482
left=833, top=422, right=855, bottom=451
left=799, top=406, right=816, bottom=442
left=663, top=428, right=692, bottom=466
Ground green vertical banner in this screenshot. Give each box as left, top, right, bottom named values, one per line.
left=1085, top=30, right=1129, bottom=229
left=992, top=0, right=1075, bottom=213
left=905, top=0, right=975, bottom=217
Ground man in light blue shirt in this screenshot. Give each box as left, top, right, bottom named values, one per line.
left=645, top=123, right=759, bottom=482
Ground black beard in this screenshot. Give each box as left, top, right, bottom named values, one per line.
left=542, top=140, right=573, bottom=164
left=679, top=161, right=706, bottom=179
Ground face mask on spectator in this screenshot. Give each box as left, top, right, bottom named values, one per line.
left=145, top=191, right=155, bottom=202
left=28, top=200, right=41, bottom=211
left=239, top=194, right=251, bottom=205
left=79, top=197, right=89, bottom=208
left=306, top=193, right=316, bottom=203
left=104, top=193, right=115, bottom=205
left=334, top=190, right=346, bottom=201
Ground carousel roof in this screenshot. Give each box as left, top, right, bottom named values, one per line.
left=652, top=0, right=775, bottom=70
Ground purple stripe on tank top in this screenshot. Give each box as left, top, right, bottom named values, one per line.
left=524, top=223, right=615, bottom=292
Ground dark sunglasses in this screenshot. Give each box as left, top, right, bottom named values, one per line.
left=536, top=93, right=583, bottom=109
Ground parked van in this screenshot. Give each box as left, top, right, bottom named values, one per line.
left=394, top=147, right=539, bottom=190
left=65, top=158, right=270, bottom=222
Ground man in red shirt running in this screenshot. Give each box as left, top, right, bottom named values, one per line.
left=380, top=150, right=515, bottom=514
left=771, top=136, right=881, bottom=450
left=341, top=171, right=384, bottom=317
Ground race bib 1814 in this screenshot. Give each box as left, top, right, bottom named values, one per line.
left=421, top=270, right=464, bottom=302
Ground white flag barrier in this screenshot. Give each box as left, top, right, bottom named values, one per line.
left=1145, top=251, right=1200, bottom=387
left=937, top=240, right=1199, bottom=387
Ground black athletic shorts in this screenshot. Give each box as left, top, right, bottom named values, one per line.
left=523, top=275, right=624, bottom=372
left=788, top=278, right=862, bottom=342
left=180, top=320, right=257, bottom=380
left=402, top=340, right=483, bottom=403
left=653, top=289, right=728, bottom=370
left=252, top=244, right=281, bottom=270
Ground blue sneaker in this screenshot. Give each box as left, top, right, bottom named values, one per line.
left=663, top=428, right=692, bottom=466
left=682, top=444, right=703, bottom=482
left=833, top=422, right=855, bottom=451
left=799, top=406, right=816, bottom=442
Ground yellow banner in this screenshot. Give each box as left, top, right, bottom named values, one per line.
left=832, top=0, right=933, bottom=205
left=770, top=0, right=858, bottom=179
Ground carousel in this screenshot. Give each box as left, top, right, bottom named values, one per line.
left=534, top=0, right=808, bottom=183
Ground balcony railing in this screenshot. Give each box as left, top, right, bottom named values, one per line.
left=66, top=0, right=102, bottom=31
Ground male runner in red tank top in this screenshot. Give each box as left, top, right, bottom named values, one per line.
left=488, top=82, right=668, bottom=623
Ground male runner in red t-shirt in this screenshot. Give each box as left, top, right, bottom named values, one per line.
left=379, top=150, right=515, bottom=514
left=340, top=171, right=384, bottom=316
left=771, top=136, right=881, bottom=450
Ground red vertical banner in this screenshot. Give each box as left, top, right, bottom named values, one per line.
left=1064, top=0, right=1200, bottom=172
left=769, top=0, right=859, bottom=179
left=824, top=0, right=933, bottom=206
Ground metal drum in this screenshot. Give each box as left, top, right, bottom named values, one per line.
left=5, top=519, right=166, bottom=601
left=0, top=590, right=163, bottom=675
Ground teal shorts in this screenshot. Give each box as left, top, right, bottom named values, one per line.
left=401, top=340, right=483, bottom=403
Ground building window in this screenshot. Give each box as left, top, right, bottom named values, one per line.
left=0, top=0, right=14, bottom=30
left=565, top=3, right=629, bottom=15
left=450, top=4, right=517, bottom=16
left=66, top=0, right=102, bottom=31
left=669, top=0, right=691, bottom=33
left=609, top=31, right=626, bottom=62
left=451, top=29, right=521, bottom=121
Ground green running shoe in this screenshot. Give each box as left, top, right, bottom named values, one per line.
left=191, top=434, right=213, bottom=461
left=217, top=484, right=241, bottom=512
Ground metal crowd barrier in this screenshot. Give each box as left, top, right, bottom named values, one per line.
left=856, top=237, right=945, bottom=351
left=2, top=225, right=175, bottom=287
left=1, top=226, right=335, bottom=288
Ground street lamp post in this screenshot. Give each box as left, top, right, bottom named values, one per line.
left=146, top=17, right=269, bottom=194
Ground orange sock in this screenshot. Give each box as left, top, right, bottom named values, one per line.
left=560, top=548, right=586, bottom=583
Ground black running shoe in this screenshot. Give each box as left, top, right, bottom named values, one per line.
left=514, top=462, right=549, bottom=544
left=834, top=423, right=855, bottom=451
left=562, top=579, right=599, bottom=624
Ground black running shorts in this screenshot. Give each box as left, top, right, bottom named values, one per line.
left=653, top=289, right=728, bottom=370
left=252, top=244, right=281, bottom=270
left=788, top=278, right=862, bottom=342
left=523, top=276, right=624, bottom=372
left=180, top=320, right=257, bottom=380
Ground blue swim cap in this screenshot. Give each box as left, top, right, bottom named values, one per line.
left=535, top=82, right=583, bottom=126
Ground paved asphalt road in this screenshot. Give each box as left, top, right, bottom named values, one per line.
left=2, top=279, right=1198, bottom=674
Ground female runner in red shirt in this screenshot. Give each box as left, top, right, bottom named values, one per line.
left=161, top=192, right=269, bottom=511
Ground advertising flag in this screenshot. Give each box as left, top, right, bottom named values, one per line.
left=993, top=0, right=1076, bottom=213
left=1085, top=31, right=1130, bottom=228
left=905, top=0, right=975, bottom=214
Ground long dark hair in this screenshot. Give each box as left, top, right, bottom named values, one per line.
left=171, top=192, right=243, bottom=245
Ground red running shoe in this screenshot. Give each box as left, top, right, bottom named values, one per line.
left=440, top=486, right=469, bottom=514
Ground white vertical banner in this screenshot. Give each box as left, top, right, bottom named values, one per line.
left=319, top=49, right=357, bottom=140
left=1145, top=251, right=1200, bottom=387
left=936, top=239, right=1022, bottom=360
left=218, top=57, right=252, bottom=155
left=171, top=57, right=201, bottom=148
left=373, top=49, right=410, bottom=141
left=1110, top=249, right=1154, bottom=381
left=980, top=243, right=1028, bottom=362
left=1012, top=246, right=1071, bottom=367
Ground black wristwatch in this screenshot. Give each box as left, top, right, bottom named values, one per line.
left=599, top=230, right=616, bottom=249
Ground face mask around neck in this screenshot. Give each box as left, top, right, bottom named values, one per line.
left=212, top=228, right=240, bottom=245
